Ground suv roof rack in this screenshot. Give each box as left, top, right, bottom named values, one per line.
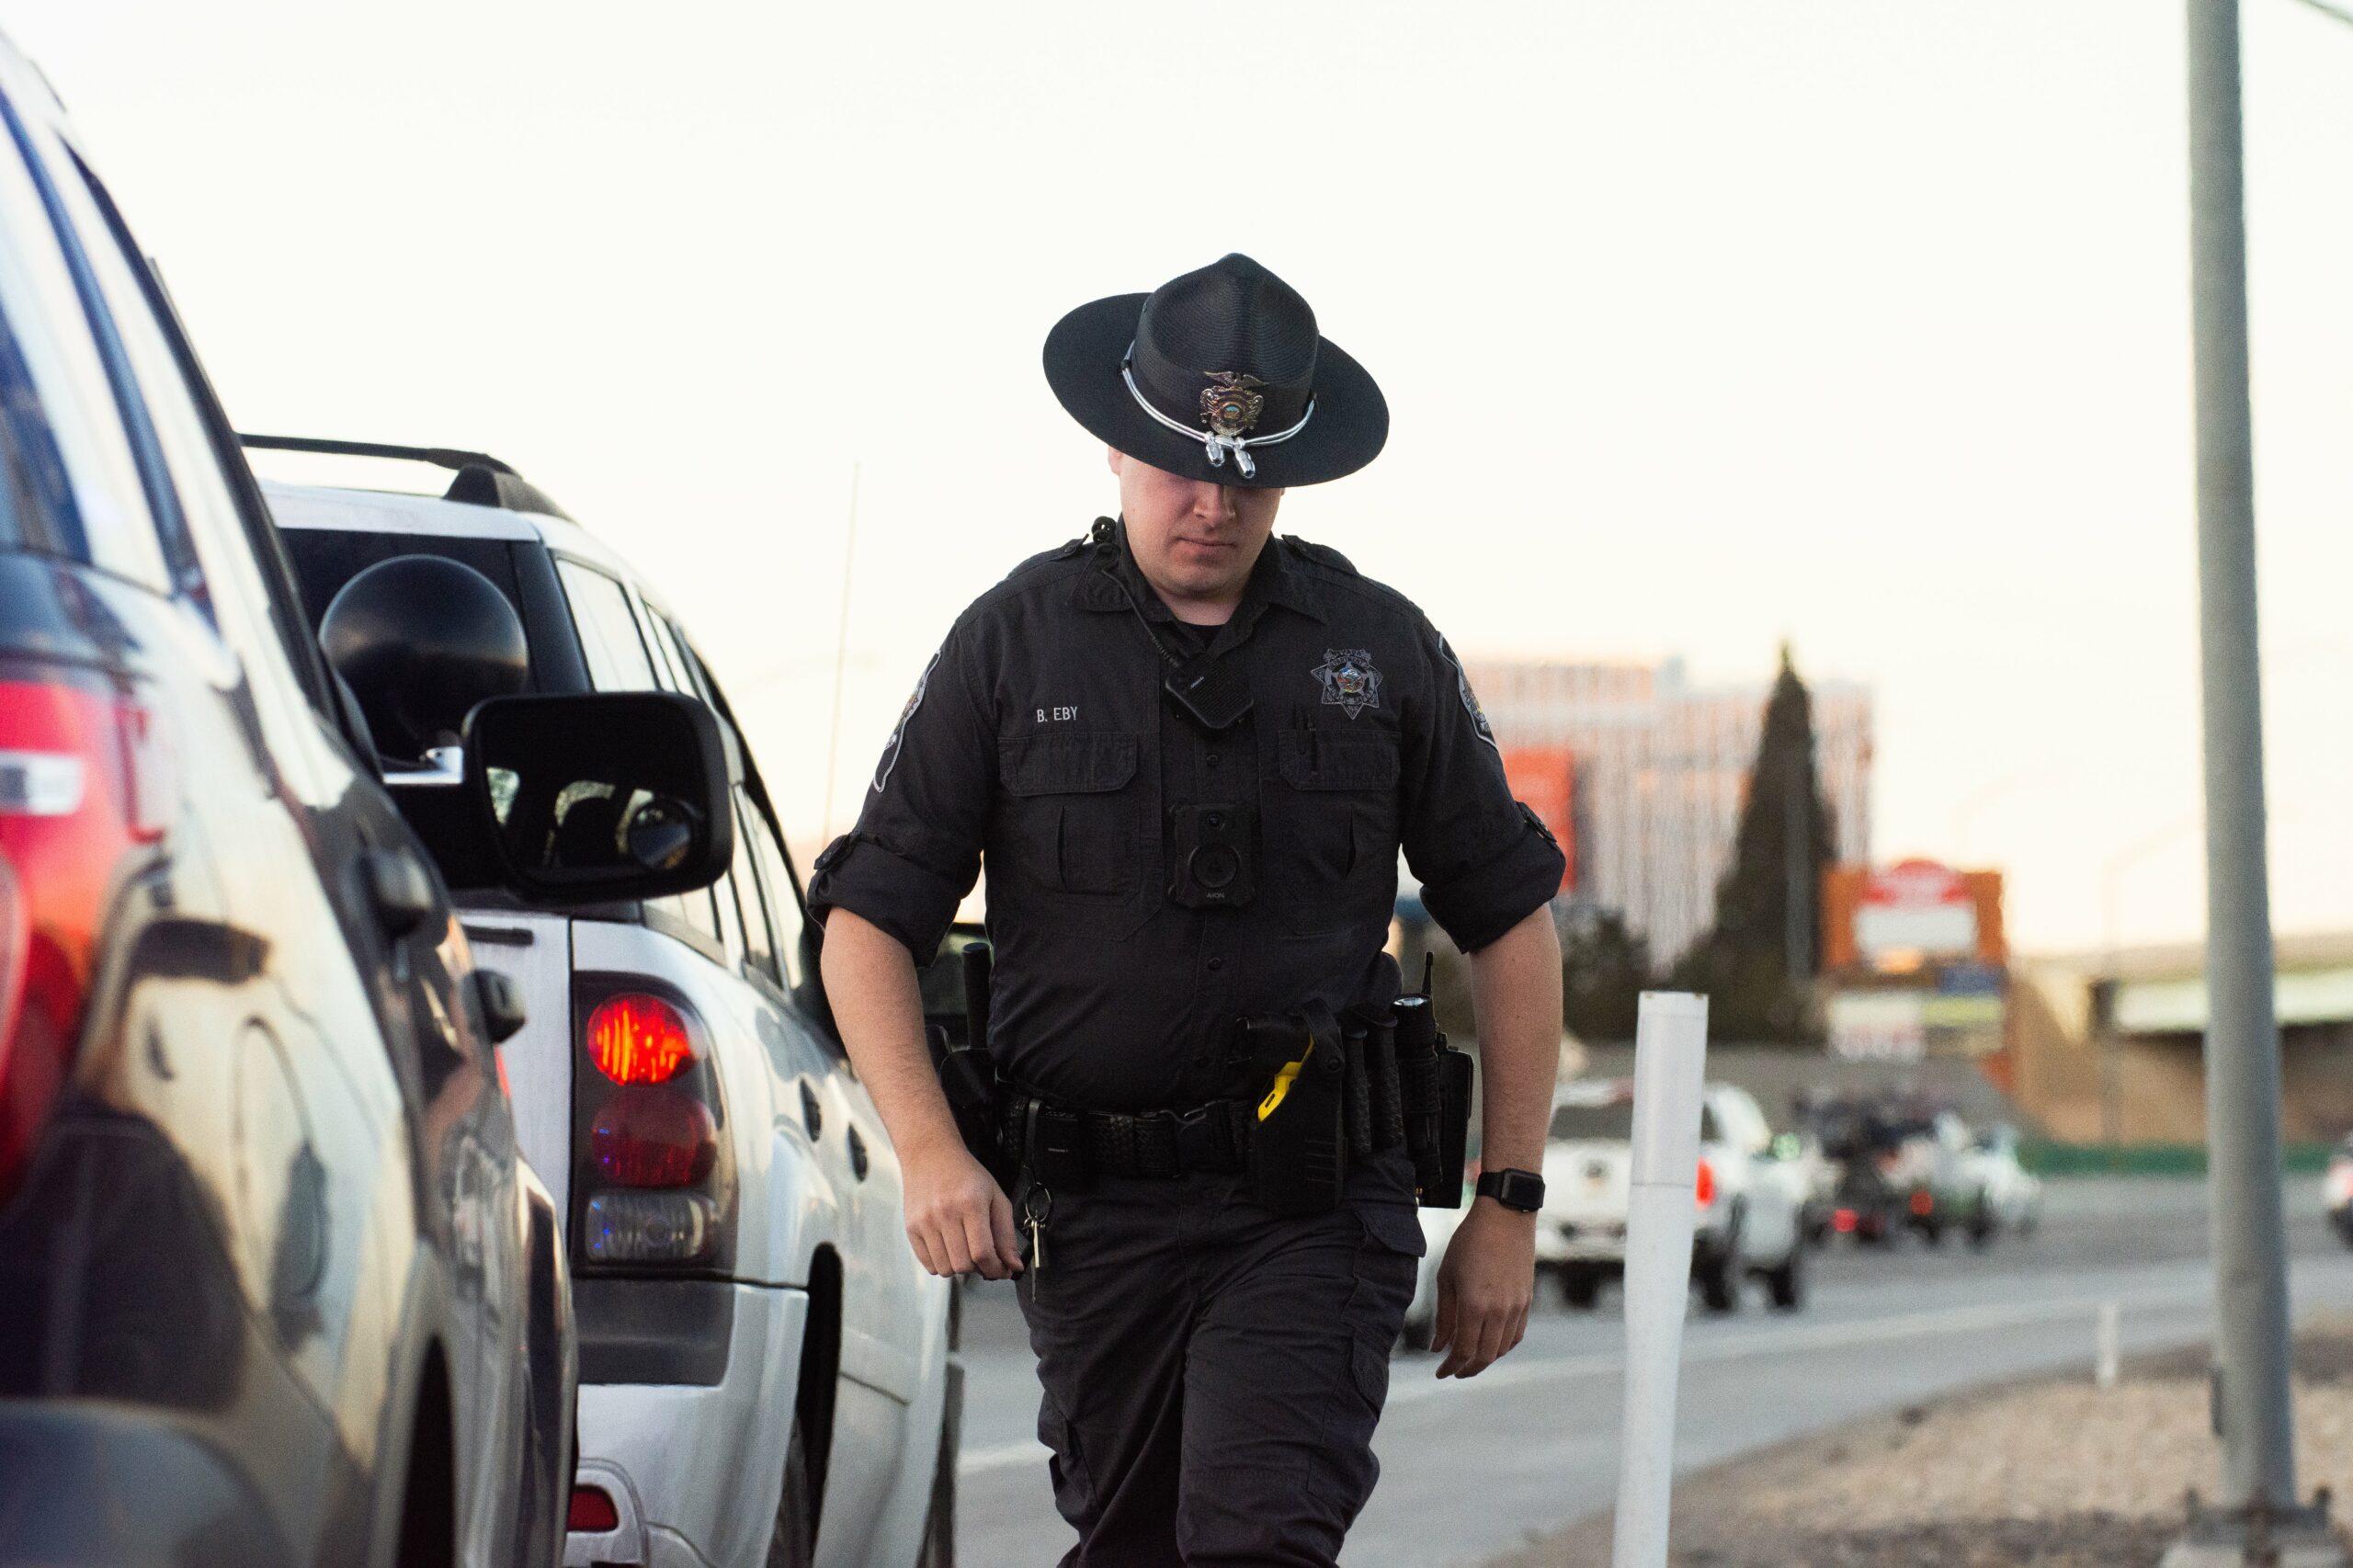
left=237, top=434, right=574, bottom=521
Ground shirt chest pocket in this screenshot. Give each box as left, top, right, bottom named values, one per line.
left=996, top=732, right=1147, bottom=903
left=1262, top=729, right=1402, bottom=937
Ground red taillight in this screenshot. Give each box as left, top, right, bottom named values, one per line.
left=587, top=994, right=693, bottom=1085
left=1694, top=1157, right=1716, bottom=1208
left=574, top=986, right=729, bottom=1269
left=591, top=1087, right=718, bottom=1187
left=1910, top=1188, right=1935, bottom=1217
left=1832, top=1208, right=1859, bottom=1233
left=0, top=675, right=163, bottom=1200
left=568, top=1485, right=620, bottom=1533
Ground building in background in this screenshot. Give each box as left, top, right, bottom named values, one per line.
left=1468, top=657, right=1873, bottom=961
left=1497, top=745, right=1577, bottom=894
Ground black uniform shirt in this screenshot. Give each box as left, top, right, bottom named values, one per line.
left=808, top=523, right=1565, bottom=1113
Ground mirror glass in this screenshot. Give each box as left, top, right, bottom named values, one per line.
left=465, top=693, right=733, bottom=901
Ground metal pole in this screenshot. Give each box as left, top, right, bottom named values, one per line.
left=2184, top=0, right=2297, bottom=1515
left=2101, top=858, right=2124, bottom=1162
left=1611, top=992, right=1709, bottom=1568
left=818, top=461, right=861, bottom=847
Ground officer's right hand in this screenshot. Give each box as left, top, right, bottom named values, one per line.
left=902, top=1141, right=1025, bottom=1280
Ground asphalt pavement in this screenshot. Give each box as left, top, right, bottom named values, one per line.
left=952, top=1177, right=2353, bottom=1567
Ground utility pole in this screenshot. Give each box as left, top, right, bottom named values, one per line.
left=2163, top=1, right=2338, bottom=1561
left=818, top=462, right=861, bottom=848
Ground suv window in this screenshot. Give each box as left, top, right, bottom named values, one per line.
left=0, top=101, right=173, bottom=591
left=730, top=792, right=780, bottom=987
left=281, top=528, right=527, bottom=637
left=741, top=803, right=808, bottom=994
left=557, top=558, right=656, bottom=690
left=40, top=147, right=356, bottom=777
left=0, top=301, right=79, bottom=557
left=640, top=605, right=699, bottom=698
left=649, top=883, right=722, bottom=950
left=1548, top=1101, right=1632, bottom=1142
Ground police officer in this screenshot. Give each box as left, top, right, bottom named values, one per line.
left=810, top=254, right=1565, bottom=1568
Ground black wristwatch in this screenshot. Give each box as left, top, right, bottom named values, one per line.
left=1475, top=1167, right=1545, bottom=1213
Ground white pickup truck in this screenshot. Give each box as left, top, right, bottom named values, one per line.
left=1535, top=1079, right=1806, bottom=1313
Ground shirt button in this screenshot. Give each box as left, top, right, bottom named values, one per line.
left=1208, top=957, right=1224, bottom=971
left=1206, top=752, right=1221, bottom=768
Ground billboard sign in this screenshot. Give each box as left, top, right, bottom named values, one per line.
left=1856, top=858, right=1977, bottom=960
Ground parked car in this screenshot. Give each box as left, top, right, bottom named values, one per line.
left=262, top=445, right=957, bottom=1568
left=1957, top=1121, right=2042, bottom=1239
left=0, top=34, right=577, bottom=1566
left=2324, top=1137, right=2353, bottom=1248
left=1536, top=1080, right=1805, bottom=1314
left=1808, top=1095, right=1987, bottom=1246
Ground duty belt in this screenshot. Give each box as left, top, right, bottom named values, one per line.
left=999, top=1093, right=1257, bottom=1181
left=938, top=944, right=1471, bottom=1211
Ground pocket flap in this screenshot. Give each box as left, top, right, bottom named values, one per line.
left=998, top=732, right=1138, bottom=796
left=1278, top=730, right=1400, bottom=790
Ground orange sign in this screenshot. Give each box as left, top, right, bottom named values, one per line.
left=1501, top=745, right=1577, bottom=893
left=1822, top=860, right=2006, bottom=971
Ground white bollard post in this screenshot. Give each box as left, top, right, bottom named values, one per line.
left=2096, top=1301, right=2121, bottom=1391
left=1611, top=992, right=1711, bottom=1568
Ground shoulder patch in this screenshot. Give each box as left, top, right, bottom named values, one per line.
left=1438, top=635, right=1499, bottom=753
left=873, top=645, right=943, bottom=792
left=1282, top=535, right=1358, bottom=575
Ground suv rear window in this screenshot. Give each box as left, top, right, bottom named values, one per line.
left=1549, top=1102, right=1633, bottom=1142
left=1547, top=1101, right=1722, bottom=1143
left=279, top=528, right=529, bottom=634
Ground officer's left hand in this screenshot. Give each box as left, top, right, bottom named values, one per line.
left=1431, top=1199, right=1536, bottom=1379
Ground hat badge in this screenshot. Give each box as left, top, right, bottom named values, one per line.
left=1200, top=372, right=1266, bottom=439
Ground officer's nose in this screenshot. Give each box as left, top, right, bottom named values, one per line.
left=1188, top=482, right=1238, bottom=527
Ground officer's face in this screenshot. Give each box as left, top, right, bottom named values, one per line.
left=1108, top=448, right=1284, bottom=617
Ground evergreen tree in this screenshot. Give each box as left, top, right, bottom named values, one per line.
left=1668, top=645, right=1836, bottom=1042
left=1561, top=910, right=1654, bottom=1044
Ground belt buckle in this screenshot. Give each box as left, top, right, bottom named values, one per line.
left=1170, top=1105, right=1226, bottom=1172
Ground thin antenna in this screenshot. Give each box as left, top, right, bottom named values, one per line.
left=1420, top=952, right=1435, bottom=999
left=818, top=461, right=860, bottom=846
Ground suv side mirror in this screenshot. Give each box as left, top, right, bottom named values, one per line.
left=463, top=692, right=734, bottom=903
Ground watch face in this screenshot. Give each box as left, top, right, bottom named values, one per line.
left=1486, top=1169, right=1544, bottom=1210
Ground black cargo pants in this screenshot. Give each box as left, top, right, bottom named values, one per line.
left=1014, top=1145, right=1425, bottom=1568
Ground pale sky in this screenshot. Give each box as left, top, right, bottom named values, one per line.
left=10, top=1, right=2349, bottom=955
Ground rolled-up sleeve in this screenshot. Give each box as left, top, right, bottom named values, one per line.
left=1400, top=621, right=1565, bottom=951
left=807, top=622, right=993, bottom=961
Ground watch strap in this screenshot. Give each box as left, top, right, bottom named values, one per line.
left=1476, top=1167, right=1545, bottom=1212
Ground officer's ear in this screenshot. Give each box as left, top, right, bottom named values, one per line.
left=1106, top=446, right=1126, bottom=479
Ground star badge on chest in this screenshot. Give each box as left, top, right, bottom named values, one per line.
left=1312, top=649, right=1382, bottom=720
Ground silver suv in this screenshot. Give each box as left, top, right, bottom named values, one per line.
left=263, top=445, right=957, bottom=1568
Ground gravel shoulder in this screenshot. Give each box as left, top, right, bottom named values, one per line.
left=1482, top=1317, right=2353, bottom=1568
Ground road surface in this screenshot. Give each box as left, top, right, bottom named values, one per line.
left=952, top=1177, right=2352, bottom=1567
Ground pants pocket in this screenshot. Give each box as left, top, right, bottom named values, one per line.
left=1342, top=1211, right=1419, bottom=1415
left=1038, top=1385, right=1097, bottom=1526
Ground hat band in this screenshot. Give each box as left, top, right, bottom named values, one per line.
left=1121, top=345, right=1313, bottom=481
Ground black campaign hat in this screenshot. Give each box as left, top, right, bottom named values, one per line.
left=1042, top=254, right=1388, bottom=489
